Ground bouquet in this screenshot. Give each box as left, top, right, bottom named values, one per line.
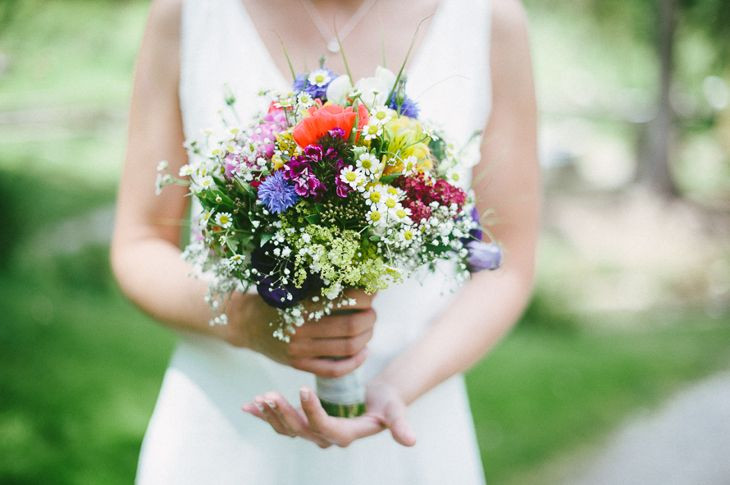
left=157, top=62, right=502, bottom=417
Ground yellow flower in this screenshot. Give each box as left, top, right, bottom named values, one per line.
left=382, top=116, right=433, bottom=172
left=272, top=153, right=285, bottom=170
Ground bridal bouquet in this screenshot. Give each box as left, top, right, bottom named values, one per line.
left=157, top=63, right=501, bottom=417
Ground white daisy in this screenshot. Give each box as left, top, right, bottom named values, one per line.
left=214, top=212, right=233, bottom=229
left=366, top=208, right=386, bottom=227
left=362, top=123, right=382, bottom=141
left=355, top=153, right=382, bottom=176
left=308, top=69, right=332, bottom=87
left=370, top=106, right=394, bottom=125
left=402, top=156, right=419, bottom=175
left=339, top=167, right=367, bottom=191
left=397, top=227, right=418, bottom=246
left=178, top=164, right=193, bottom=177
left=391, top=204, right=413, bottom=225
left=194, top=175, right=216, bottom=193
left=364, top=184, right=385, bottom=206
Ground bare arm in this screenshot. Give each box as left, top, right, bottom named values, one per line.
left=373, top=0, right=540, bottom=404
left=111, top=0, right=375, bottom=377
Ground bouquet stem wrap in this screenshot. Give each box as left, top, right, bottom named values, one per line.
left=316, top=307, right=366, bottom=417
left=316, top=365, right=366, bottom=417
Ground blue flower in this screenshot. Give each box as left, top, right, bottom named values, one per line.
left=388, top=93, right=420, bottom=119
left=257, top=171, right=299, bottom=214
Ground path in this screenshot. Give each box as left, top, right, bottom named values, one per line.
left=567, top=371, right=730, bottom=485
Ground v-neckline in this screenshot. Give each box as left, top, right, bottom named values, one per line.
left=231, top=0, right=448, bottom=92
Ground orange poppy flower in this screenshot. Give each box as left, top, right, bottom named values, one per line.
left=293, top=103, right=369, bottom=148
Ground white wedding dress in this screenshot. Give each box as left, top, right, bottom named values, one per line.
left=136, top=0, right=493, bottom=483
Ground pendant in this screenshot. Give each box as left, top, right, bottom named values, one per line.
left=327, top=39, right=340, bottom=54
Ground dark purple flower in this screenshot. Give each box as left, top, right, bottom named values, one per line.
left=467, top=241, right=502, bottom=272
left=252, top=245, right=323, bottom=308
left=257, top=171, right=299, bottom=214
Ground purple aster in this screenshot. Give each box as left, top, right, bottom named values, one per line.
left=388, top=93, right=420, bottom=119
left=257, top=171, right=300, bottom=214
left=467, top=241, right=502, bottom=272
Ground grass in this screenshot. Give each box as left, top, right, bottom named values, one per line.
left=467, top=317, right=730, bottom=484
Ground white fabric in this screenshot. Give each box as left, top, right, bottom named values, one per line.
left=137, top=0, right=492, bottom=483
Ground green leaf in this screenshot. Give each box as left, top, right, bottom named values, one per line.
left=305, top=214, right=321, bottom=224
left=259, top=233, right=274, bottom=247
left=379, top=173, right=403, bottom=184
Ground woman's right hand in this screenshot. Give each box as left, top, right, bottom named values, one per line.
left=221, top=289, right=376, bottom=378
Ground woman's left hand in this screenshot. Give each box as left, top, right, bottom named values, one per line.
left=242, top=380, right=416, bottom=448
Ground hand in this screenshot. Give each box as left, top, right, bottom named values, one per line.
left=222, top=289, right=377, bottom=378
left=241, top=380, right=416, bottom=448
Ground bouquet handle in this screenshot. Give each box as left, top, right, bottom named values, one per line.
left=315, top=308, right=367, bottom=417
left=316, top=365, right=366, bottom=417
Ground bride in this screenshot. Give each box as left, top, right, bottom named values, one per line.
left=111, top=0, right=539, bottom=483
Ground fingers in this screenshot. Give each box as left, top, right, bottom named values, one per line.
left=243, top=393, right=331, bottom=448
left=290, top=347, right=369, bottom=378
left=300, top=387, right=383, bottom=447
left=289, top=328, right=374, bottom=359
left=377, top=397, right=416, bottom=447
left=259, top=396, right=296, bottom=437
left=340, top=288, right=375, bottom=310
left=295, top=309, right=376, bottom=340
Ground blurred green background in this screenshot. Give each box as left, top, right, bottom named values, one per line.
left=0, top=1, right=728, bottom=484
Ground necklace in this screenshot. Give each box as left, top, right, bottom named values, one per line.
left=299, top=0, right=378, bottom=53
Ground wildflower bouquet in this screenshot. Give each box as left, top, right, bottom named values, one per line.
left=157, top=63, right=501, bottom=417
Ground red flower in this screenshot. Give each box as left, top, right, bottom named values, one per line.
left=396, top=173, right=466, bottom=222
left=293, top=103, right=369, bottom=148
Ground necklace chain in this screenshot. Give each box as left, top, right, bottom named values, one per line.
left=299, top=0, right=378, bottom=53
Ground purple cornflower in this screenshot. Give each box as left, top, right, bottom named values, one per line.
left=388, top=93, right=420, bottom=119
left=257, top=171, right=300, bottom=214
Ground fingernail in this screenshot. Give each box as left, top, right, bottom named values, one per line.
left=265, top=399, right=276, bottom=409
left=300, top=388, right=310, bottom=401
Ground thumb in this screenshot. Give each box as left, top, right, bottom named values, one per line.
left=384, top=402, right=416, bottom=447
